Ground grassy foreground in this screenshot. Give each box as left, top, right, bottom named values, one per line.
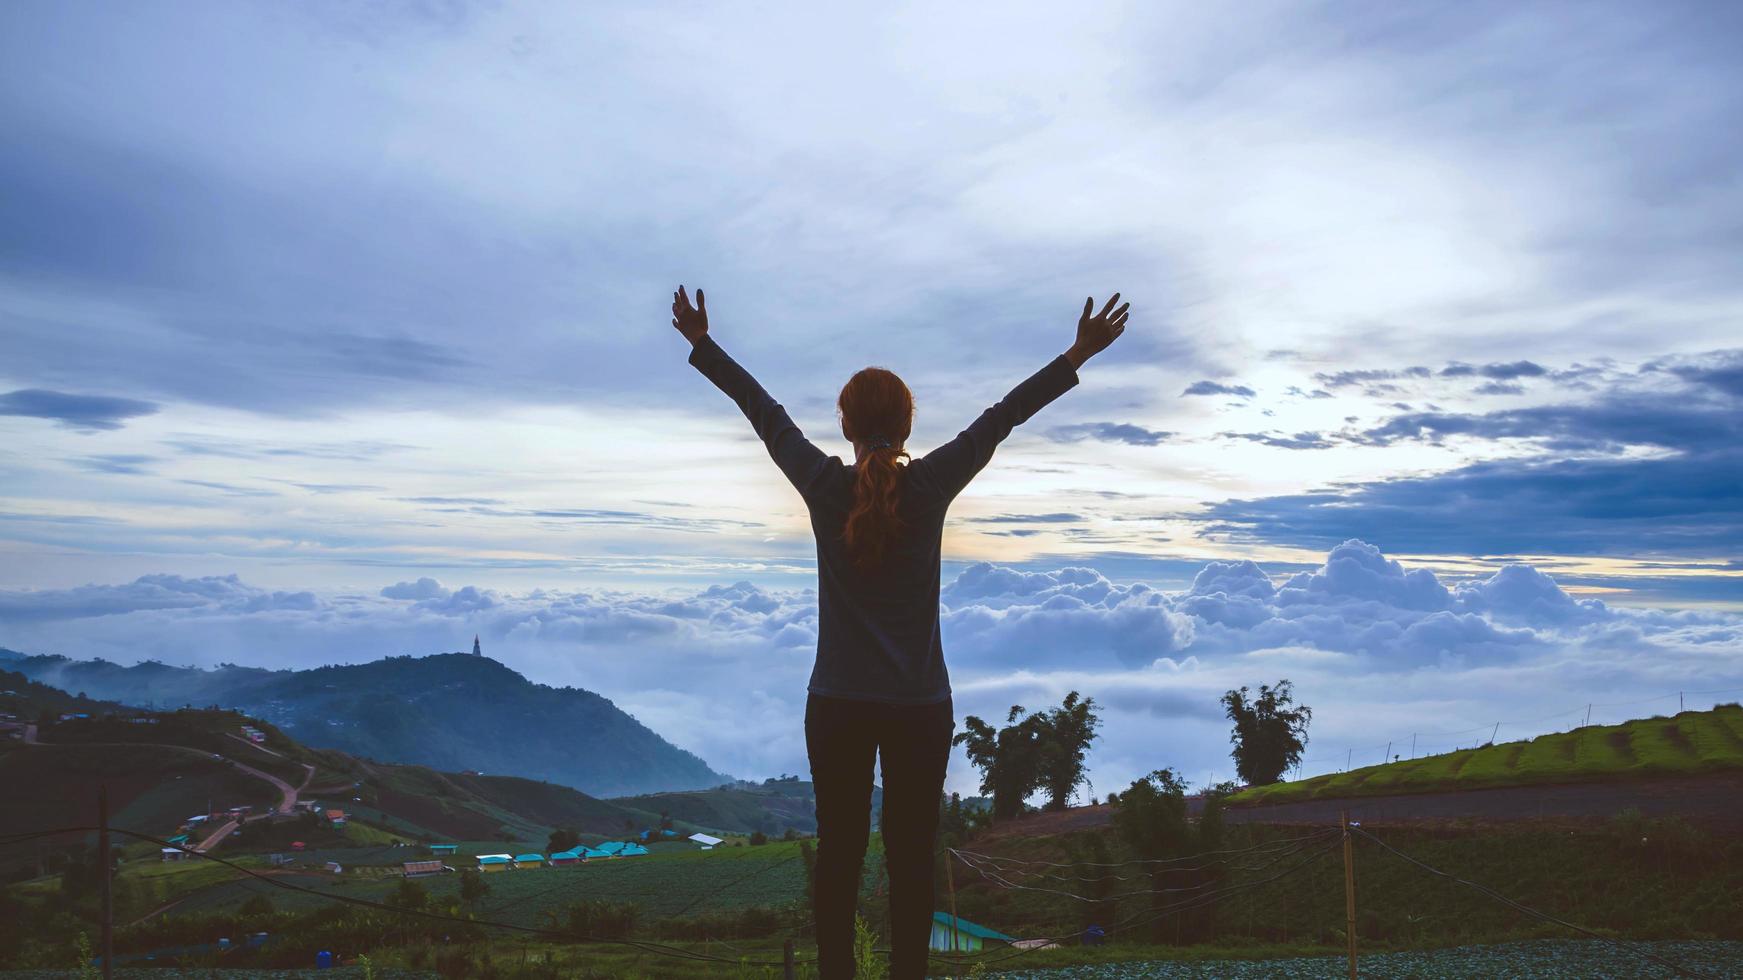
left=1231, top=704, right=1743, bottom=806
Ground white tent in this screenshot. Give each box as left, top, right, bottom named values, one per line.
left=687, top=833, right=723, bottom=849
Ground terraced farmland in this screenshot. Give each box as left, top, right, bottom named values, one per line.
left=1232, top=705, right=1743, bottom=806
left=146, top=839, right=824, bottom=928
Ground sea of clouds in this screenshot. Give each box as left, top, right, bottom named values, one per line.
left=3, top=540, right=1739, bottom=798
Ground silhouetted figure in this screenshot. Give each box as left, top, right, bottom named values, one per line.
left=674, top=284, right=1128, bottom=979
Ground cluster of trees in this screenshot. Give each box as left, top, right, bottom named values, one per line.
left=944, top=680, right=1309, bottom=833
left=954, top=691, right=1102, bottom=819
left=547, top=827, right=581, bottom=854
left=948, top=680, right=1310, bottom=823
left=1108, top=768, right=1232, bottom=943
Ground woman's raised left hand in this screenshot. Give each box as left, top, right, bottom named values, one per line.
left=672, top=284, right=709, bottom=344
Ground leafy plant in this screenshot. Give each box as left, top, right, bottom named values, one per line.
left=73, top=932, right=97, bottom=980
left=852, top=914, right=888, bottom=980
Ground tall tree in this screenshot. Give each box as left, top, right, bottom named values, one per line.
left=1221, top=680, right=1312, bottom=785
left=1036, top=692, right=1102, bottom=810
left=954, top=706, right=1043, bottom=820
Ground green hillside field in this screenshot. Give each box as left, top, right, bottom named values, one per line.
left=0, top=742, right=275, bottom=879
left=153, top=837, right=825, bottom=927
left=1231, top=704, right=1743, bottom=806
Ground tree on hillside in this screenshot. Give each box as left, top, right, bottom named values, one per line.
left=1221, top=680, right=1312, bottom=786
left=956, top=692, right=1102, bottom=819
left=389, top=878, right=428, bottom=911
left=1036, top=692, right=1102, bottom=810
left=954, top=707, right=1045, bottom=820
left=547, top=827, right=580, bottom=854
left=459, top=868, right=490, bottom=907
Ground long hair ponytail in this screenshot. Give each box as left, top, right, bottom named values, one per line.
left=837, top=367, right=914, bottom=569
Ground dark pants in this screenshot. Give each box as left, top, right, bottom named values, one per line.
left=805, top=692, right=954, bottom=980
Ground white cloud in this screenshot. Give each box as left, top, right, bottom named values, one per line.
left=4, top=540, right=1738, bottom=796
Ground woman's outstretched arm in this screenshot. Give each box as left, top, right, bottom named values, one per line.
left=917, top=293, right=1129, bottom=501
left=673, top=285, right=832, bottom=500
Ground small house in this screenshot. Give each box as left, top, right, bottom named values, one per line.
left=402, top=860, right=446, bottom=878
left=477, top=854, right=513, bottom=873
left=165, top=834, right=190, bottom=847
left=593, top=841, right=626, bottom=857
left=929, top=912, right=1013, bottom=953
left=429, top=843, right=459, bottom=855
left=549, top=849, right=582, bottom=866
left=160, top=847, right=189, bottom=862
left=324, top=861, right=344, bottom=874
left=290, top=841, right=306, bottom=852
left=688, top=833, right=723, bottom=850
left=619, top=843, right=649, bottom=857
left=513, top=853, right=545, bottom=870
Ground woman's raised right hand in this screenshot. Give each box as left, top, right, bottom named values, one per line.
left=1067, top=293, right=1129, bottom=369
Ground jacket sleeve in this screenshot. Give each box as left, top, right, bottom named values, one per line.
left=687, top=334, right=834, bottom=500
left=917, top=355, right=1080, bottom=501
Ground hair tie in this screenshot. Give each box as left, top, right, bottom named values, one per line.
left=869, top=438, right=893, bottom=451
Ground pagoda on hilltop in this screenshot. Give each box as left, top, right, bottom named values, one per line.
left=472, top=634, right=482, bottom=656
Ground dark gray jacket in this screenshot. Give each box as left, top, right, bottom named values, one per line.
left=688, top=334, right=1079, bottom=704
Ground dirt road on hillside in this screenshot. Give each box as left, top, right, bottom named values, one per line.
left=980, top=772, right=1743, bottom=838
left=19, top=728, right=315, bottom=851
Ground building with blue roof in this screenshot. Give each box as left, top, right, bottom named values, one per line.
left=930, top=911, right=1013, bottom=952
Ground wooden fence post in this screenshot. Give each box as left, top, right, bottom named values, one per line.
left=100, top=785, right=113, bottom=980
left=1341, top=811, right=1357, bottom=979
left=945, top=847, right=960, bottom=952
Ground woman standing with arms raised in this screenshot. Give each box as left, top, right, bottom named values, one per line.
left=673, top=285, right=1128, bottom=978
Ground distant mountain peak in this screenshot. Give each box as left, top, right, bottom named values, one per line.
left=3, top=646, right=730, bottom=797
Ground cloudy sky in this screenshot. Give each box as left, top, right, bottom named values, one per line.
left=2, top=2, right=1739, bottom=796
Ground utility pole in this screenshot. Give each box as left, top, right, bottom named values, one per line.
left=1341, top=811, right=1357, bottom=979
left=1584, top=703, right=1592, bottom=728
left=99, top=785, right=113, bottom=980
left=1345, top=748, right=1351, bottom=772
left=1410, top=733, right=1416, bottom=760
left=1680, top=691, right=1684, bottom=713
left=1384, top=742, right=1391, bottom=765
left=1490, top=722, right=1499, bottom=745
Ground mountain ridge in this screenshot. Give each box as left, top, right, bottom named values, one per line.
left=4, top=649, right=730, bottom=797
